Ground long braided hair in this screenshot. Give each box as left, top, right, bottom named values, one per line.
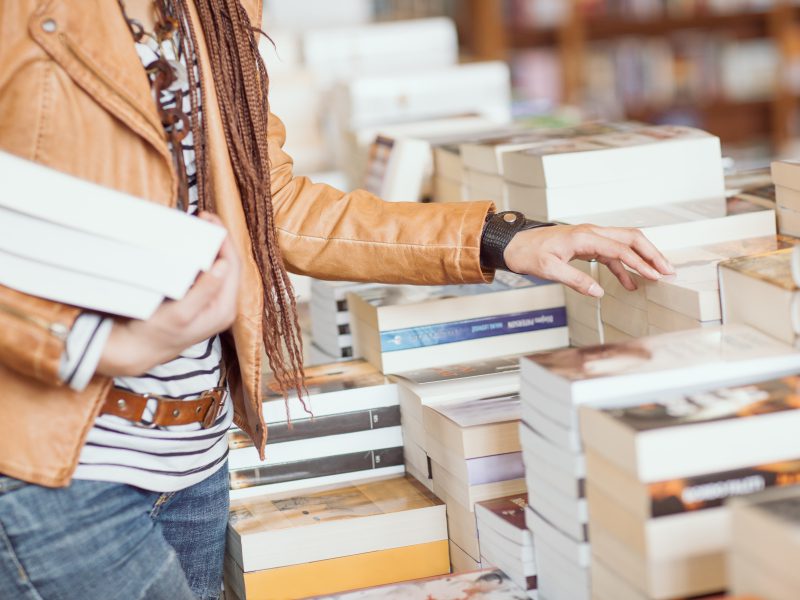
left=173, top=0, right=305, bottom=401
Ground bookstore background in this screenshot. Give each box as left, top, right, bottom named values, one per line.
left=16, top=0, right=800, bottom=598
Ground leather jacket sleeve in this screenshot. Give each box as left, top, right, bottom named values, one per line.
left=267, top=111, right=496, bottom=286
left=0, top=285, right=80, bottom=386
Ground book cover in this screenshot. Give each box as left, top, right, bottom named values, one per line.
left=380, top=308, right=567, bottom=352
left=263, top=360, right=385, bottom=399
left=431, top=394, right=520, bottom=428
left=720, top=248, right=796, bottom=291
left=229, top=447, right=404, bottom=490
left=600, top=376, right=800, bottom=433
left=397, top=356, right=520, bottom=385
left=316, top=568, right=529, bottom=600
left=229, top=475, right=441, bottom=537
left=476, top=494, right=528, bottom=531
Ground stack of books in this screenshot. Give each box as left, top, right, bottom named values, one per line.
left=563, top=260, right=604, bottom=347
left=720, top=247, right=800, bottom=346
left=227, top=360, right=402, bottom=500
left=770, top=160, right=800, bottom=237
left=424, top=393, right=527, bottom=574
left=310, top=280, right=383, bottom=360
left=729, top=484, right=800, bottom=600
left=224, top=476, right=449, bottom=599
left=347, top=271, right=567, bottom=374
left=316, top=568, right=531, bottom=599
left=518, top=325, right=800, bottom=600
left=580, top=377, right=800, bottom=599
left=459, top=122, right=635, bottom=210
left=476, top=494, right=537, bottom=597
left=390, top=357, right=521, bottom=492
left=501, top=126, right=725, bottom=222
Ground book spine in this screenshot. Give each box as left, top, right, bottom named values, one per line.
left=229, top=446, right=404, bottom=490
left=649, top=460, right=800, bottom=518
left=380, top=307, right=567, bottom=352
left=228, top=405, right=401, bottom=449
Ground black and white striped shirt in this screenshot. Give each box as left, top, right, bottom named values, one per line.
left=60, top=33, right=233, bottom=492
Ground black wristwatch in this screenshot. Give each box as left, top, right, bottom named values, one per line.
left=480, top=211, right=555, bottom=272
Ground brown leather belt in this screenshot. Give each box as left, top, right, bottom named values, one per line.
left=101, top=387, right=226, bottom=429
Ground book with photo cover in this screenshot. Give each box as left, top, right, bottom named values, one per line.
left=521, top=324, right=800, bottom=407
left=316, top=568, right=530, bottom=600
left=227, top=475, right=447, bottom=572
left=475, top=494, right=529, bottom=545
left=580, top=375, right=800, bottom=482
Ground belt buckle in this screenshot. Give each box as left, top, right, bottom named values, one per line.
left=201, top=387, right=226, bottom=429
left=137, top=393, right=160, bottom=429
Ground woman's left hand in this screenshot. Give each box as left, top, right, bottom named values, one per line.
left=503, top=224, right=674, bottom=298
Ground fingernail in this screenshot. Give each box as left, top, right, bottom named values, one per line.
left=666, top=261, right=676, bottom=274
left=211, top=259, right=228, bottom=278
left=588, top=283, right=604, bottom=298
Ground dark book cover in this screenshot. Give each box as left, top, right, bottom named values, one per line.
left=649, top=459, right=800, bottom=518
left=229, top=406, right=401, bottom=449
left=229, top=446, right=404, bottom=490
left=477, top=494, right=528, bottom=531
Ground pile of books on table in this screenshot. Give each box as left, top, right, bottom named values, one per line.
left=476, top=494, right=536, bottom=596
left=518, top=324, right=800, bottom=600
left=227, top=360, right=402, bottom=500
left=310, top=280, right=383, bottom=360
left=224, top=476, right=449, bottom=599
left=581, top=376, right=800, bottom=599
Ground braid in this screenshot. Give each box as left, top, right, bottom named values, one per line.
left=178, top=0, right=307, bottom=409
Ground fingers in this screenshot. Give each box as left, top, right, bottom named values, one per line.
left=545, top=259, right=605, bottom=298
left=574, top=231, right=663, bottom=282
left=174, top=259, right=229, bottom=322
left=592, top=227, right=674, bottom=275
left=599, top=257, right=637, bottom=291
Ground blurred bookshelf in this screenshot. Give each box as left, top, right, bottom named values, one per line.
left=459, top=0, right=800, bottom=154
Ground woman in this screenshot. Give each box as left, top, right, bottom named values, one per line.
left=0, top=1, right=671, bottom=598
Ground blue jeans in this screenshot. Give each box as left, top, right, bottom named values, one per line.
left=0, top=464, right=229, bottom=600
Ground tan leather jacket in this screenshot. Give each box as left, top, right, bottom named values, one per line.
left=0, top=0, right=493, bottom=487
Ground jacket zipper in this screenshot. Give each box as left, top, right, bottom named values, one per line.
left=0, top=302, right=69, bottom=341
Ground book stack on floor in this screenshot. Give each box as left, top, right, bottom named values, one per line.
left=720, top=247, right=800, bottom=347
left=390, top=357, right=521, bottom=493
left=476, top=494, right=537, bottom=597
left=317, top=568, right=531, bottom=599
left=424, top=392, right=527, bottom=576
left=770, top=160, right=800, bottom=237
left=224, top=476, right=449, bottom=600
left=580, top=377, right=800, bottom=599
left=227, top=360, right=403, bottom=500
left=502, top=126, right=725, bottom=222
left=517, top=325, right=800, bottom=600
left=347, top=271, right=568, bottom=375
left=310, top=280, right=384, bottom=360
left=729, top=484, right=800, bottom=600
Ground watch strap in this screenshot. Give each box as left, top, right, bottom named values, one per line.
left=480, top=211, right=554, bottom=272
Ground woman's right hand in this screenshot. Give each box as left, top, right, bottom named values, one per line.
left=97, top=213, right=241, bottom=378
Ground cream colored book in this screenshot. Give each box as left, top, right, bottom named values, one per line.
left=227, top=475, right=446, bottom=572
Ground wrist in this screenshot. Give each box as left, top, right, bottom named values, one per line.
left=96, top=321, right=150, bottom=378
left=480, top=211, right=554, bottom=272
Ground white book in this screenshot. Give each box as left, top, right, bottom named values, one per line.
left=580, top=376, right=800, bottom=482
left=229, top=427, right=403, bottom=470
left=534, top=544, right=590, bottom=600
left=519, top=422, right=584, bottom=498
left=501, top=125, right=723, bottom=191
left=600, top=294, right=648, bottom=338
left=0, top=249, right=162, bottom=320
left=553, top=196, right=775, bottom=250
left=520, top=399, right=581, bottom=454
left=521, top=324, right=800, bottom=407
left=1, top=151, right=225, bottom=270
left=526, top=506, right=590, bottom=567
left=526, top=475, right=587, bottom=542
left=335, top=61, right=511, bottom=131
